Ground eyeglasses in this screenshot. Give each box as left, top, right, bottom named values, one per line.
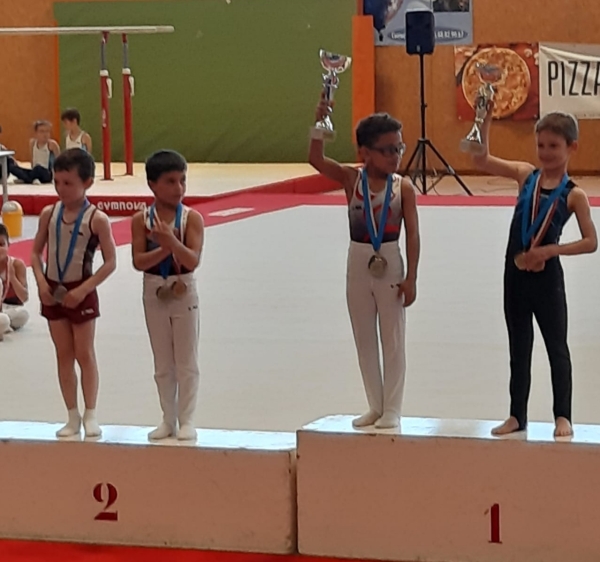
left=370, top=143, right=406, bottom=156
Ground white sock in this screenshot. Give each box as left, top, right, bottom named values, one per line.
left=56, top=408, right=81, bottom=437
left=375, top=411, right=400, bottom=429
left=177, top=423, right=197, bottom=441
left=352, top=410, right=381, bottom=428
left=83, top=409, right=102, bottom=437
left=148, top=422, right=175, bottom=440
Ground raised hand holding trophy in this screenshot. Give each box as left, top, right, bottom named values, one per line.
left=312, top=49, right=352, bottom=141
left=460, top=63, right=502, bottom=156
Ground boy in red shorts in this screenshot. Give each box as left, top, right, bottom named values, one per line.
left=31, top=148, right=117, bottom=438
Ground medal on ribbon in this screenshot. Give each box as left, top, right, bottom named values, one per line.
left=150, top=203, right=188, bottom=300
left=55, top=200, right=90, bottom=304
left=362, top=170, right=393, bottom=278
left=514, top=171, right=569, bottom=271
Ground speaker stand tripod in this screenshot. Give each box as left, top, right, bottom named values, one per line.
left=404, top=52, right=472, bottom=196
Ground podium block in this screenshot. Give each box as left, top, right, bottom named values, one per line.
left=297, top=415, right=600, bottom=562
left=0, top=422, right=297, bottom=553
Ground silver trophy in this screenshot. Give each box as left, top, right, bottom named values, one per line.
left=314, top=49, right=352, bottom=141
left=460, top=63, right=502, bottom=155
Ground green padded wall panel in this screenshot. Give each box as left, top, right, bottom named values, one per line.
left=55, top=0, right=355, bottom=163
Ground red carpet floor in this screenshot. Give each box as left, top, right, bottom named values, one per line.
left=0, top=540, right=351, bottom=562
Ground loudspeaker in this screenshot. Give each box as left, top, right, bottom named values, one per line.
left=405, top=9, right=435, bottom=55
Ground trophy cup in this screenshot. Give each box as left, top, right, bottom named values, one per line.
left=459, top=63, right=502, bottom=156
left=313, top=49, right=352, bottom=141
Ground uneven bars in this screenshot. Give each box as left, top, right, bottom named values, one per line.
left=0, top=26, right=174, bottom=36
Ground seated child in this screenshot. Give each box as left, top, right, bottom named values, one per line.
left=61, top=108, right=92, bottom=153
left=0, top=224, right=29, bottom=340
left=9, top=120, right=60, bottom=184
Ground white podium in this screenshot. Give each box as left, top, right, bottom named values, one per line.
left=297, top=415, right=600, bottom=562
left=0, top=422, right=297, bottom=553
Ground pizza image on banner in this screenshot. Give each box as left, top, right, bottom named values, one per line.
left=539, top=43, right=600, bottom=119
left=455, top=44, right=540, bottom=121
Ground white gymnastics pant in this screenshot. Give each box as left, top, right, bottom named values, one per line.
left=346, top=241, right=406, bottom=417
left=0, top=305, right=30, bottom=334
left=143, top=272, right=200, bottom=428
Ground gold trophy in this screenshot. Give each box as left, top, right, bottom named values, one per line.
left=460, top=63, right=502, bottom=155
left=313, top=50, right=352, bottom=141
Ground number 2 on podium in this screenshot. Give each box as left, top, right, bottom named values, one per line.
left=489, top=503, right=501, bottom=544
left=93, top=483, right=119, bottom=522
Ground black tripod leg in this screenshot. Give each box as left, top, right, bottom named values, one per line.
left=403, top=143, right=420, bottom=175
left=426, top=140, right=473, bottom=196
left=403, top=142, right=425, bottom=194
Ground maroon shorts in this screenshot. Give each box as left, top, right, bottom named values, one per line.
left=41, top=279, right=100, bottom=324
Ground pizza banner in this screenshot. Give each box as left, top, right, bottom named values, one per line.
left=365, top=0, right=473, bottom=47
left=539, top=43, right=600, bottom=119
left=454, top=44, right=540, bottom=121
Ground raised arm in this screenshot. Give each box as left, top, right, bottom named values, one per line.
left=308, top=95, right=358, bottom=201
left=470, top=102, right=534, bottom=190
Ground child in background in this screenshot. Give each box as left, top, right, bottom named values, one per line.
left=61, top=108, right=93, bottom=153
left=0, top=224, right=29, bottom=341
left=9, top=120, right=60, bottom=184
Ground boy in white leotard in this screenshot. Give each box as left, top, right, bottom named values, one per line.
left=0, top=224, right=29, bottom=341
left=61, top=108, right=93, bottom=153
left=309, top=94, right=421, bottom=430
left=8, top=120, right=60, bottom=184
left=131, top=150, right=204, bottom=441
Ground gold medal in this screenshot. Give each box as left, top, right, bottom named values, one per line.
left=514, top=252, right=527, bottom=271
left=368, top=254, right=388, bottom=278
left=514, top=252, right=546, bottom=273
left=171, top=280, right=188, bottom=298
left=53, top=285, right=68, bottom=304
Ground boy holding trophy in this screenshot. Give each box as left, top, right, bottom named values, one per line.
left=465, top=98, right=597, bottom=437
left=309, top=76, right=421, bottom=429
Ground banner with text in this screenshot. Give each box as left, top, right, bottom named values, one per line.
left=365, top=0, right=472, bottom=47
left=454, top=44, right=540, bottom=121
left=539, top=43, right=600, bottom=119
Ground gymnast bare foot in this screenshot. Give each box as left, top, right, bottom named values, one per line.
left=491, top=416, right=521, bottom=436
left=554, top=417, right=573, bottom=437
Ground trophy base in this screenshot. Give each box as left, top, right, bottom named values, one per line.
left=459, top=139, right=487, bottom=156
left=311, top=124, right=336, bottom=142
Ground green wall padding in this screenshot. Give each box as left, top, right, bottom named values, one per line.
left=54, top=0, right=355, bottom=163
